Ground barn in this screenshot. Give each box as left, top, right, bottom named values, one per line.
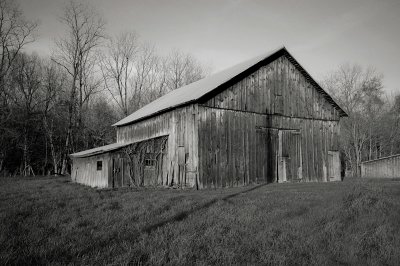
left=361, top=154, right=400, bottom=179
left=70, top=46, right=347, bottom=189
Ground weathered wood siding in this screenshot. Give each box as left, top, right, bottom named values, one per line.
left=197, top=107, right=271, bottom=188
left=269, top=116, right=340, bottom=182
left=197, top=54, right=341, bottom=187
left=112, top=137, right=169, bottom=187
left=328, top=151, right=341, bottom=181
left=197, top=106, right=340, bottom=187
left=116, top=104, right=199, bottom=187
left=361, top=155, right=400, bottom=178
left=71, top=154, right=110, bottom=188
left=202, top=55, right=340, bottom=121
left=71, top=137, right=169, bottom=188
left=111, top=54, right=343, bottom=188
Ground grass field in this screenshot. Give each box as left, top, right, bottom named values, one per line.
left=1, top=176, right=400, bottom=265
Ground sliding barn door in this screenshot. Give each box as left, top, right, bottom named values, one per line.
left=278, top=130, right=302, bottom=182
left=328, top=151, right=341, bottom=181
left=112, top=158, right=125, bottom=188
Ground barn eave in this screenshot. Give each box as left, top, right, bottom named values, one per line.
left=70, top=142, right=134, bottom=158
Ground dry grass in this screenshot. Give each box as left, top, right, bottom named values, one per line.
left=1, top=176, right=400, bottom=265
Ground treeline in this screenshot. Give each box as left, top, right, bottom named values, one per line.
left=0, top=0, right=208, bottom=176
left=323, top=64, right=400, bottom=177
left=1, top=0, right=399, bottom=178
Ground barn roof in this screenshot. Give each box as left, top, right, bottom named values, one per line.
left=70, top=142, right=134, bottom=158
left=114, top=46, right=347, bottom=127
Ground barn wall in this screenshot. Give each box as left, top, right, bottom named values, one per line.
left=113, top=54, right=342, bottom=188
left=197, top=106, right=271, bottom=188
left=202, top=55, right=341, bottom=121
left=116, top=104, right=199, bottom=187
left=361, top=155, right=400, bottom=178
left=270, top=114, right=340, bottom=182
left=197, top=102, right=340, bottom=187
left=195, top=54, right=342, bottom=187
left=110, top=137, right=169, bottom=188
left=71, top=154, right=110, bottom=188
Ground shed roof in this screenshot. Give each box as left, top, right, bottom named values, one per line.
left=114, top=46, right=347, bottom=127
left=70, top=142, right=133, bottom=158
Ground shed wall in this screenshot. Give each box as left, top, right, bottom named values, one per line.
left=361, top=155, right=400, bottom=178
left=116, top=104, right=199, bottom=187
left=71, top=154, right=110, bottom=188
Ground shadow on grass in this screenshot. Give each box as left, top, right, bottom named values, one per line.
left=142, top=183, right=268, bottom=234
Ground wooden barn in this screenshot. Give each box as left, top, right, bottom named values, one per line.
left=70, top=46, right=347, bottom=189
left=361, top=154, right=400, bottom=179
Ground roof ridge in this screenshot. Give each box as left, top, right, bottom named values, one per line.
left=113, top=46, right=346, bottom=127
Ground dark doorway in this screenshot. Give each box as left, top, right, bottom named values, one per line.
left=112, top=158, right=125, bottom=188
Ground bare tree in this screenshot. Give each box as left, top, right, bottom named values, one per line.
left=167, top=49, right=204, bottom=91
left=0, top=0, right=38, bottom=89
left=84, top=96, right=117, bottom=148
left=0, top=0, right=38, bottom=171
left=100, top=32, right=139, bottom=116
left=131, top=42, right=158, bottom=110
left=377, top=94, right=400, bottom=156
left=41, top=61, right=67, bottom=175
left=52, top=0, right=105, bottom=174
left=0, top=0, right=211, bottom=175
left=10, top=53, right=43, bottom=176
left=142, top=55, right=169, bottom=103
left=100, top=35, right=209, bottom=115
left=128, top=48, right=207, bottom=108
left=324, top=64, right=384, bottom=177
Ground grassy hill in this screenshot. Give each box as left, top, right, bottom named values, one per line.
left=1, top=176, right=399, bottom=265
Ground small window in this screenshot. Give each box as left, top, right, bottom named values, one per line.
left=97, top=161, right=102, bottom=171
left=145, top=159, right=156, bottom=167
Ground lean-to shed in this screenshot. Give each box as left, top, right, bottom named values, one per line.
left=71, top=46, right=347, bottom=189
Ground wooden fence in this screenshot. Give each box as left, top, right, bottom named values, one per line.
left=361, top=154, right=400, bottom=178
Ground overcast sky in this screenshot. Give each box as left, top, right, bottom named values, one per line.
left=20, top=0, right=400, bottom=94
